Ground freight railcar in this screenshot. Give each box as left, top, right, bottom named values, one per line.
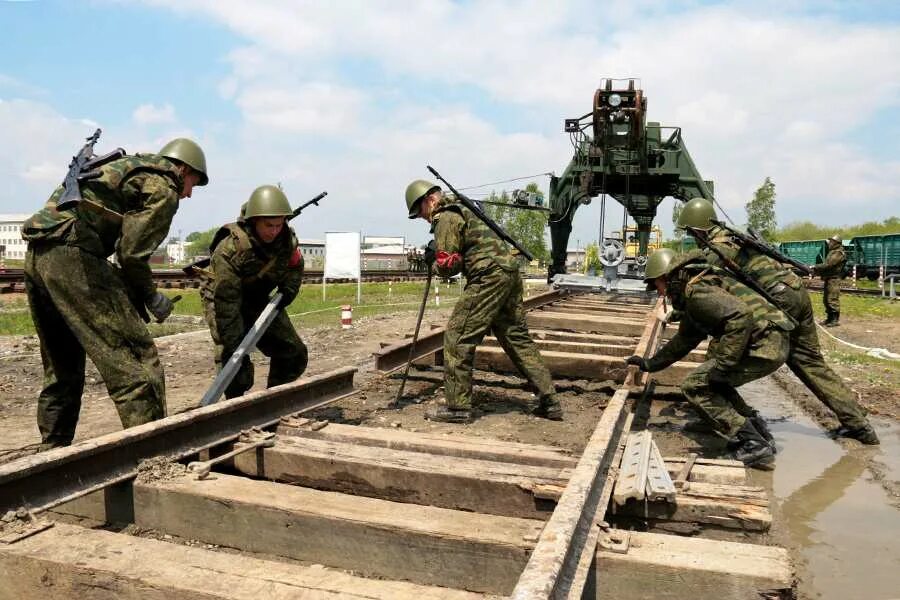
left=850, top=234, right=900, bottom=280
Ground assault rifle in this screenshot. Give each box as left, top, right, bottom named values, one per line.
left=184, top=190, right=328, bottom=273
left=426, top=165, right=534, bottom=261
left=687, top=226, right=798, bottom=327
left=58, top=128, right=127, bottom=211
left=710, top=219, right=812, bottom=276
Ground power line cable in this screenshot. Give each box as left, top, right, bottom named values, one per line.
left=457, top=172, right=554, bottom=191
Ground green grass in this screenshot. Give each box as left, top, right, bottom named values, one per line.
left=808, top=291, right=900, bottom=320
left=0, top=280, right=463, bottom=336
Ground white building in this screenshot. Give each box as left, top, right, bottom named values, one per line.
left=0, top=214, right=30, bottom=260
left=299, top=238, right=325, bottom=268
left=166, top=240, right=190, bottom=264
left=566, top=248, right=586, bottom=268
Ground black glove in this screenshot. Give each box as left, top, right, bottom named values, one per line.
left=708, top=367, right=730, bottom=385
left=423, top=240, right=437, bottom=266
left=145, top=291, right=174, bottom=323
left=277, top=287, right=298, bottom=310
left=625, top=355, right=648, bottom=372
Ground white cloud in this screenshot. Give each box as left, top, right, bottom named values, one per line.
left=20, top=162, right=59, bottom=183
left=132, top=102, right=177, bottom=125
left=132, top=0, right=900, bottom=242
left=8, top=2, right=900, bottom=245
left=235, top=83, right=363, bottom=134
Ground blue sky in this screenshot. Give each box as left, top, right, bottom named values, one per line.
left=1, top=0, right=899, bottom=249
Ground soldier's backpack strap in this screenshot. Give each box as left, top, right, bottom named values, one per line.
left=224, top=223, right=283, bottom=285
left=250, top=255, right=280, bottom=283
left=209, top=223, right=245, bottom=255
left=683, top=267, right=712, bottom=296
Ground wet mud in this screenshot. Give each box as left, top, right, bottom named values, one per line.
left=747, top=378, right=900, bottom=600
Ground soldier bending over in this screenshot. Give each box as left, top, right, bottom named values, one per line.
left=201, top=185, right=308, bottom=399
left=627, top=249, right=792, bottom=469
left=678, top=199, right=876, bottom=444
left=22, top=138, right=208, bottom=449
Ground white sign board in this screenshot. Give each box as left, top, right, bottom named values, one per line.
left=324, top=232, right=361, bottom=279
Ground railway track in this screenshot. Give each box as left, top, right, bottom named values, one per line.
left=804, top=281, right=890, bottom=297
left=0, top=289, right=793, bottom=599
left=0, top=267, right=428, bottom=293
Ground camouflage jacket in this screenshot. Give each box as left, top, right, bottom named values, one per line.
left=430, top=197, right=518, bottom=279
left=646, top=265, right=794, bottom=373
left=701, top=225, right=803, bottom=292
left=21, top=154, right=183, bottom=301
left=201, top=221, right=303, bottom=353
left=814, top=247, right=846, bottom=279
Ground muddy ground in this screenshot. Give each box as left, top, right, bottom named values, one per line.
left=2, top=293, right=899, bottom=599
left=1, top=291, right=897, bottom=455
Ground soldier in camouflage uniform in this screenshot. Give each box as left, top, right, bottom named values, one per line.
left=627, top=249, right=793, bottom=468
left=678, top=199, right=877, bottom=444
left=201, top=185, right=308, bottom=399
left=405, top=179, right=561, bottom=423
left=813, top=235, right=846, bottom=327
left=21, top=138, right=208, bottom=449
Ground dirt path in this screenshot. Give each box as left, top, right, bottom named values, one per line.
left=1, top=307, right=457, bottom=461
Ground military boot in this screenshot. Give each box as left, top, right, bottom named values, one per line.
left=730, top=420, right=776, bottom=470
left=824, top=311, right=840, bottom=327
left=530, top=395, right=563, bottom=421
left=425, top=405, right=475, bottom=424
left=820, top=311, right=836, bottom=327
left=749, top=413, right=777, bottom=452
left=830, top=422, right=880, bottom=445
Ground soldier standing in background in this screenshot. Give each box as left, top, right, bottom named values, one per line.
left=627, top=249, right=794, bottom=469
left=677, top=200, right=878, bottom=445
left=405, top=179, right=562, bottom=423
left=201, top=185, right=308, bottom=399
left=21, top=138, right=208, bottom=450
left=813, top=235, right=846, bottom=327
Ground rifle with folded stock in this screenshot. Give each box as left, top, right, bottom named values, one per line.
left=58, top=128, right=126, bottom=211
left=426, top=165, right=534, bottom=261
left=184, top=190, right=328, bottom=273
left=710, top=219, right=812, bottom=276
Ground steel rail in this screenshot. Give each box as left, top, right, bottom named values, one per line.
left=373, top=288, right=574, bottom=373
left=0, top=367, right=356, bottom=514
left=511, top=297, right=664, bottom=599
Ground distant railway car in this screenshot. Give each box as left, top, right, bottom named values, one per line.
left=850, top=234, right=900, bottom=280
left=777, top=240, right=827, bottom=267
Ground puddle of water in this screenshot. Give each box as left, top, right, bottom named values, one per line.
left=746, top=379, right=900, bottom=600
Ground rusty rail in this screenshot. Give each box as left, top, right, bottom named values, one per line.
left=511, top=296, right=664, bottom=598
left=0, top=367, right=356, bottom=514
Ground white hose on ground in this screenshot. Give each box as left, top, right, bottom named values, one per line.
left=816, top=322, right=900, bottom=361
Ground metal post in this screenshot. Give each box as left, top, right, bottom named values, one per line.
left=598, top=195, right=606, bottom=246
left=392, top=271, right=433, bottom=405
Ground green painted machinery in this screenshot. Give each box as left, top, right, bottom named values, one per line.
left=548, top=79, right=715, bottom=280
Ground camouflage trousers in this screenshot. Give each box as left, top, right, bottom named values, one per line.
left=24, top=244, right=166, bottom=447
left=772, top=285, right=867, bottom=427
left=682, top=328, right=789, bottom=438
left=823, top=278, right=841, bottom=316
left=443, top=268, right=555, bottom=409
left=204, top=300, right=308, bottom=399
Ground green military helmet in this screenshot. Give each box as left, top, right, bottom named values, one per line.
left=677, top=197, right=717, bottom=231
left=244, top=185, right=292, bottom=219
left=644, top=248, right=676, bottom=282
left=159, top=138, right=209, bottom=186
left=405, top=179, right=440, bottom=219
